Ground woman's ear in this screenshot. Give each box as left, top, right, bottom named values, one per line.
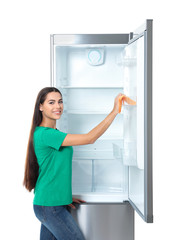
left=39, top=104, right=43, bottom=112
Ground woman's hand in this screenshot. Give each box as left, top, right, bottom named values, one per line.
left=68, top=198, right=86, bottom=209
left=112, top=93, right=125, bottom=114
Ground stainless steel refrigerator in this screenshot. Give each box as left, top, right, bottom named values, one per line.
left=50, top=19, right=153, bottom=240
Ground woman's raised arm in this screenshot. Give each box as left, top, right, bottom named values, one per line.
left=61, top=93, right=123, bottom=146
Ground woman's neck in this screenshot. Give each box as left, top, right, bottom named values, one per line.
left=40, top=119, right=56, bottom=129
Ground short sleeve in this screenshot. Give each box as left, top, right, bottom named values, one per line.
left=41, top=128, right=67, bottom=150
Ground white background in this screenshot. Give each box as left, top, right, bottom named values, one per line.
left=0, top=0, right=179, bottom=239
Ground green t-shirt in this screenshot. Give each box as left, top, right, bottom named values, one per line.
left=33, top=126, right=73, bottom=206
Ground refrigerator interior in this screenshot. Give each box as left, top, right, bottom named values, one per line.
left=54, top=42, right=144, bottom=205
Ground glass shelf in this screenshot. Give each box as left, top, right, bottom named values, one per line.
left=63, top=110, right=122, bottom=115
left=60, top=85, right=124, bottom=89
left=72, top=139, right=123, bottom=160
left=72, top=192, right=128, bottom=203
left=73, top=156, right=122, bottom=161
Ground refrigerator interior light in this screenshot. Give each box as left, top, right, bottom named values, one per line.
left=87, top=49, right=104, bottom=66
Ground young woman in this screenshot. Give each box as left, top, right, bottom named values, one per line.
left=23, top=87, right=124, bottom=240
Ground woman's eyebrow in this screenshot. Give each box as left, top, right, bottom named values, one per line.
left=48, top=98, right=62, bottom=102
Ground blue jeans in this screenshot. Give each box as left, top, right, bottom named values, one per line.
left=33, top=205, right=85, bottom=240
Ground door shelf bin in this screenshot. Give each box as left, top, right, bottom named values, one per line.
left=123, top=139, right=137, bottom=166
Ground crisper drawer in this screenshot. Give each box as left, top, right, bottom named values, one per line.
left=72, top=158, right=128, bottom=200
left=70, top=203, right=134, bottom=240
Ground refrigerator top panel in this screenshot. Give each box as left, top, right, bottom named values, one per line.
left=52, top=34, right=129, bottom=46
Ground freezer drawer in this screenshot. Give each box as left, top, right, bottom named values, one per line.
left=70, top=203, right=134, bottom=240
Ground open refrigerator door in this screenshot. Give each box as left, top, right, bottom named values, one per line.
left=124, top=20, right=153, bottom=223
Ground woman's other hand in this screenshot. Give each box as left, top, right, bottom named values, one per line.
left=68, top=198, right=86, bottom=209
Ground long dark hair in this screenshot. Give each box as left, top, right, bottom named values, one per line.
left=23, top=87, right=62, bottom=191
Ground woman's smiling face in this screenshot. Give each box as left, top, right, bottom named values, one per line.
left=39, top=92, right=63, bottom=121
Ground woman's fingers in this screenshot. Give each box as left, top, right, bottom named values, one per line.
left=123, top=96, right=136, bottom=105
left=68, top=203, right=76, bottom=209
left=118, top=95, right=124, bottom=113
left=72, top=198, right=86, bottom=204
